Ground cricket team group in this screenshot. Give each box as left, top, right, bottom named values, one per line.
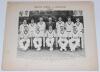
left=18, top=16, right=84, bottom=52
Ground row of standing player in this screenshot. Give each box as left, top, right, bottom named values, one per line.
left=18, top=17, right=84, bottom=51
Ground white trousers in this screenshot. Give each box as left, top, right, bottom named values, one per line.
left=58, top=37, right=68, bottom=51
left=33, top=37, right=42, bottom=50
left=46, top=37, right=54, bottom=51
left=43, top=37, right=45, bottom=47
left=55, top=37, right=58, bottom=47
left=69, top=38, right=80, bottom=51
left=19, top=38, right=30, bottom=51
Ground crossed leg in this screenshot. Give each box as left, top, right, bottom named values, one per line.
left=33, top=37, right=42, bottom=51
left=19, top=38, right=30, bottom=51
left=46, top=37, right=54, bottom=51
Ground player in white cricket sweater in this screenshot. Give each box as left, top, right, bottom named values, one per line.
left=37, top=17, right=46, bottom=47
left=19, top=20, right=30, bottom=51
left=65, top=17, right=74, bottom=39
left=46, top=26, right=56, bottom=51
left=74, top=18, right=84, bottom=49
left=69, top=26, right=80, bottom=51
left=57, top=26, right=68, bottom=51
left=56, top=17, right=65, bottom=47
left=28, top=19, right=36, bottom=48
left=33, top=25, right=42, bottom=51
left=56, top=17, right=65, bottom=35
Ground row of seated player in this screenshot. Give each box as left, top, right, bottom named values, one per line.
left=19, top=25, right=83, bottom=38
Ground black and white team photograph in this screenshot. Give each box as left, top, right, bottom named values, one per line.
left=18, top=10, right=85, bottom=57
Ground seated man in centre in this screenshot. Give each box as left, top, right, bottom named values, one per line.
left=45, top=26, right=56, bottom=51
